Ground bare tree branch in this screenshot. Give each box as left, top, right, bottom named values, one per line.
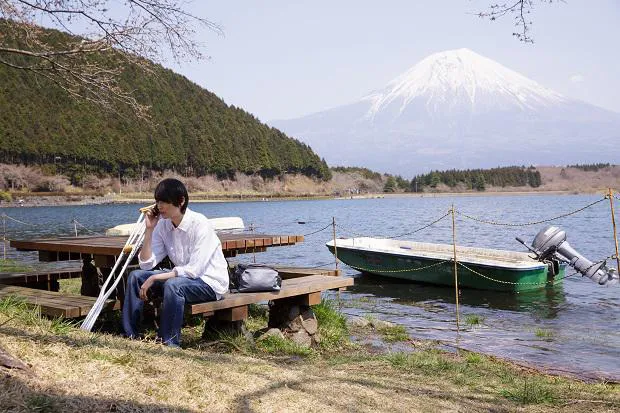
left=0, top=1, right=222, bottom=119
left=476, top=1, right=562, bottom=43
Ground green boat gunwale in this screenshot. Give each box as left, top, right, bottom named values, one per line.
left=332, top=245, right=550, bottom=274
left=326, top=237, right=548, bottom=271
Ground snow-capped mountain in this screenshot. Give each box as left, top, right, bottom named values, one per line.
left=271, top=48, right=620, bottom=176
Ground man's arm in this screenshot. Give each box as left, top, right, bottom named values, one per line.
left=139, top=269, right=177, bottom=301
left=138, top=211, right=164, bottom=269
left=139, top=227, right=154, bottom=262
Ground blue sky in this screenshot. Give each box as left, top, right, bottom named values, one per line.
left=168, top=1, right=620, bottom=122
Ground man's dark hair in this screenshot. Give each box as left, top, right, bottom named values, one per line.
left=154, top=178, right=189, bottom=213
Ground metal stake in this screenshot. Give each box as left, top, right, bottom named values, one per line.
left=451, top=205, right=460, bottom=334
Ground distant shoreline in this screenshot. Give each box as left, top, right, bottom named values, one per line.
left=0, top=188, right=610, bottom=209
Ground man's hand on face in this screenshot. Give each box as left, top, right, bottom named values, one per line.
left=144, top=209, right=159, bottom=230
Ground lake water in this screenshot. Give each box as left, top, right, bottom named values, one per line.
left=2, top=193, right=619, bottom=381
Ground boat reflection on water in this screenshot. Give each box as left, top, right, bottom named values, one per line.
left=348, top=271, right=567, bottom=320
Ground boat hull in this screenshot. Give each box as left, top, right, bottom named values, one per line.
left=327, top=244, right=565, bottom=292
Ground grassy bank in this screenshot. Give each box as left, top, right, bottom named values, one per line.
left=0, top=293, right=618, bottom=412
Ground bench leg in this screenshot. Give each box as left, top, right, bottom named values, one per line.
left=202, top=319, right=247, bottom=340
left=268, top=293, right=321, bottom=328
left=81, top=255, right=100, bottom=297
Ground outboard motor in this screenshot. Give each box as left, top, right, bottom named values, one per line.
left=517, top=226, right=619, bottom=286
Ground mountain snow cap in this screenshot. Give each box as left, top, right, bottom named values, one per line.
left=365, top=48, right=568, bottom=119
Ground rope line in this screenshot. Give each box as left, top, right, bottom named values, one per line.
left=343, top=259, right=450, bottom=274
left=307, top=261, right=339, bottom=269
left=1, top=213, right=37, bottom=227
left=1, top=212, right=100, bottom=235
left=385, top=212, right=451, bottom=239
left=335, top=211, right=451, bottom=240
left=456, top=197, right=606, bottom=227
left=334, top=223, right=366, bottom=238
left=301, top=222, right=333, bottom=237
left=457, top=261, right=576, bottom=286
left=72, top=219, right=103, bottom=236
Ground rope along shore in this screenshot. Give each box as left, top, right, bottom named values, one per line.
left=455, top=197, right=607, bottom=227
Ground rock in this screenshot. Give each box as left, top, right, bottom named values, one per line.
left=300, top=307, right=314, bottom=321
left=257, top=328, right=285, bottom=342
left=311, top=331, right=322, bottom=345
left=286, top=315, right=303, bottom=332
left=301, top=317, right=318, bottom=335
left=371, top=319, right=396, bottom=330
left=348, top=316, right=371, bottom=328
left=289, top=330, right=312, bottom=347
left=0, top=346, right=31, bottom=372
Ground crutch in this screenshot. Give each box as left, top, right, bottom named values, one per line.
left=80, top=204, right=155, bottom=331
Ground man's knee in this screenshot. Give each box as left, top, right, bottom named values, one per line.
left=163, top=277, right=184, bottom=296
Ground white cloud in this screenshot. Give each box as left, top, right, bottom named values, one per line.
left=570, top=74, right=585, bottom=83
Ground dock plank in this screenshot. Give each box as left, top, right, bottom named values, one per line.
left=0, top=284, right=120, bottom=318
left=0, top=267, right=82, bottom=286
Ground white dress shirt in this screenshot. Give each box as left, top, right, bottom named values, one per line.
left=138, top=208, right=229, bottom=297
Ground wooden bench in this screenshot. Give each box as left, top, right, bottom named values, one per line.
left=0, top=272, right=353, bottom=321
left=187, top=274, right=353, bottom=321
left=0, top=284, right=119, bottom=318
left=0, top=267, right=82, bottom=291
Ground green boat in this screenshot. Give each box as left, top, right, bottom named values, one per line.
left=326, top=237, right=566, bottom=292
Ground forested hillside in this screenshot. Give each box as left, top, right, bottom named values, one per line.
left=412, top=166, right=542, bottom=192
left=0, top=24, right=330, bottom=184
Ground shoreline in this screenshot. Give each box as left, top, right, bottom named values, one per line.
left=0, top=188, right=610, bottom=208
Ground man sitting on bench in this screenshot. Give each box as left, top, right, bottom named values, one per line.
left=122, top=178, right=229, bottom=347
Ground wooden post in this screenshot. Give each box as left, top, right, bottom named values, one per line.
left=2, top=213, right=6, bottom=261
left=608, top=189, right=620, bottom=272
left=73, top=219, right=78, bottom=237
left=250, top=223, right=256, bottom=264
left=451, top=204, right=460, bottom=333
left=332, top=217, right=338, bottom=271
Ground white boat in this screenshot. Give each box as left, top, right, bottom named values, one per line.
left=326, top=237, right=561, bottom=292
left=106, top=216, right=245, bottom=235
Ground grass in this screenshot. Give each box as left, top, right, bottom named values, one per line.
left=465, top=314, right=484, bottom=326
left=535, top=328, right=554, bottom=339
left=312, top=300, right=349, bottom=351
left=24, top=394, right=57, bottom=413
left=194, top=300, right=351, bottom=356
left=382, top=349, right=618, bottom=407
left=1, top=296, right=618, bottom=411
left=0, top=296, right=76, bottom=335
left=500, top=376, right=558, bottom=404
left=58, top=278, right=81, bottom=295
left=0, top=258, right=33, bottom=273
left=256, top=334, right=315, bottom=357
left=378, top=324, right=409, bottom=343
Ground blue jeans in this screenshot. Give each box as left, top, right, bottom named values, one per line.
left=122, top=269, right=217, bottom=347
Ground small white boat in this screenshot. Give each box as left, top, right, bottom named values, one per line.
left=326, top=226, right=619, bottom=291
left=326, top=237, right=560, bottom=292
left=106, top=216, right=245, bottom=235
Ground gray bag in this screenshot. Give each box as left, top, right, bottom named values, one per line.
left=232, top=264, right=281, bottom=292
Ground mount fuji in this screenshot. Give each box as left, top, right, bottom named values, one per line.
left=270, top=49, right=619, bottom=176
